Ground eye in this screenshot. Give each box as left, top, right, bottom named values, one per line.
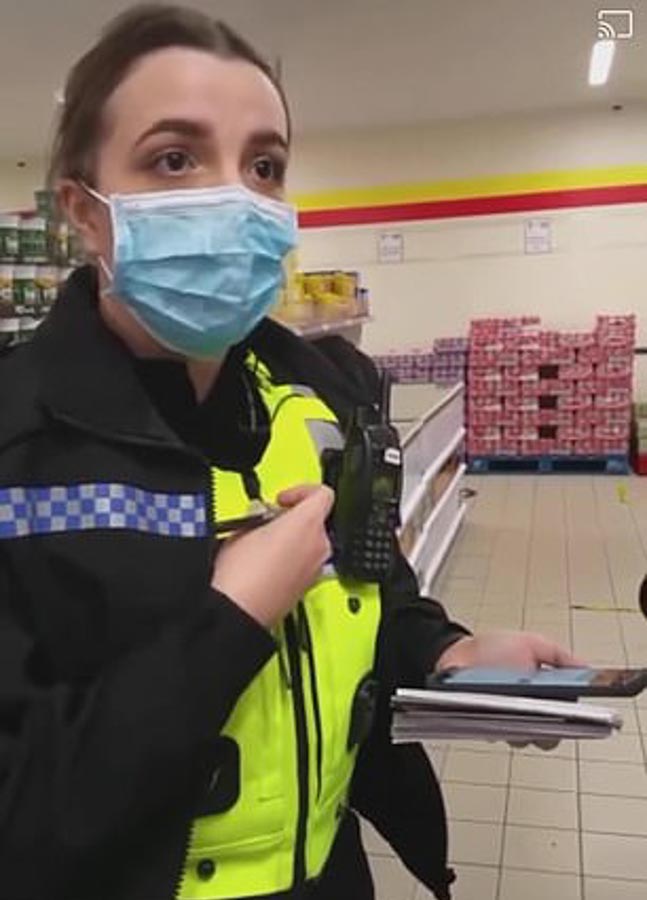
left=153, top=149, right=197, bottom=176
left=251, top=154, right=286, bottom=185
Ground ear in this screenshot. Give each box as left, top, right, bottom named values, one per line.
left=57, top=180, right=107, bottom=259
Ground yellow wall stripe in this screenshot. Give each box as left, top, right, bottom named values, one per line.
left=292, top=164, right=647, bottom=211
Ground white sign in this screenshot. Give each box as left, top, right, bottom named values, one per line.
left=524, top=219, right=553, bottom=255
left=378, top=232, right=404, bottom=264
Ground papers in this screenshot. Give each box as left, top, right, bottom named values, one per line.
left=392, top=689, right=623, bottom=743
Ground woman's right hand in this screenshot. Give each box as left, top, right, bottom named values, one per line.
left=211, top=485, right=335, bottom=628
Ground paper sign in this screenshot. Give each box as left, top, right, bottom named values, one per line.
left=378, top=232, right=404, bottom=264
left=524, top=219, right=553, bottom=255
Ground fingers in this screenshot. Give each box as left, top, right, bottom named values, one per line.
left=277, top=484, right=335, bottom=518
left=531, top=634, right=585, bottom=668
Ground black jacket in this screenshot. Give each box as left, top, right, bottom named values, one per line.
left=0, top=267, right=467, bottom=900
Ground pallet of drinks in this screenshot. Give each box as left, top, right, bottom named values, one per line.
left=371, top=348, right=435, bottom=384
left=466, top=315, right=635, bottom=474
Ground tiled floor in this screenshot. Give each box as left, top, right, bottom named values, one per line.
left=367, top=474, right=647, bottom=899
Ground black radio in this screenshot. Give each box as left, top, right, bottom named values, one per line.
left=324, top=371, right=402, bottom=582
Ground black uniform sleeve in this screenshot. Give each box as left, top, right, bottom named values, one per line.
left=0, top=553, right=275, bottom=892
left=379, top=548, right=470, bottom=687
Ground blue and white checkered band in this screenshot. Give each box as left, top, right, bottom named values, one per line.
left=0, top=483, right=208, bottom=539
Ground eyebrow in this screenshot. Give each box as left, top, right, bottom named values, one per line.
left=135, top=119, right=289, bottom=151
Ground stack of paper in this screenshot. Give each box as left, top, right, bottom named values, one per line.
left=392, top=689, right=623, bottom=743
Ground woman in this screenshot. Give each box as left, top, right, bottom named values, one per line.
left=0, top=6, right=577, bottom=900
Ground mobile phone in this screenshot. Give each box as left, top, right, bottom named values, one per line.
left=426, top=667, right=647, bottom=700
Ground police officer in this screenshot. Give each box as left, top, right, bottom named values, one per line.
left=0, top=6, right=578, bottom=900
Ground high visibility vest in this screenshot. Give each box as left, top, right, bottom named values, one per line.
left=178, top=361, right=382, bottom=899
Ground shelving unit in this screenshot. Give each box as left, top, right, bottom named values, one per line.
left=399, top=382, right=466, bottom=591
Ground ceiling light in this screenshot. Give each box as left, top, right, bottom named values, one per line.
left=589, top=39, right=616, bottom=86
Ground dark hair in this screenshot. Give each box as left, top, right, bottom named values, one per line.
left=48, top=3, right=290, bottom=186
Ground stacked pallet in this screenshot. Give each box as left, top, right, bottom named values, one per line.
left=371, top=347, right=435, bottom=384
left=372, top=337, right=468, bottom=386
left=467, top=315, right=635, bottom=472
left=432, top=338, right=469, bottom=386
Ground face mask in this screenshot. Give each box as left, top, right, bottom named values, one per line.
left=85, top=183, right=298, bottom=359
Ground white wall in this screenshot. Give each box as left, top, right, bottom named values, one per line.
left=290, top=105, right=647, bottom=192
left=0, top=157, right=45, bottom=210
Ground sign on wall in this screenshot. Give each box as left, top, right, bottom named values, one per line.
left=524, top=218, right=553, bottom=255
left=378, top=231, right=405, bottom=264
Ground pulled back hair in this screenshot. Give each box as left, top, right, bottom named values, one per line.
left=48, top=3, right=289, bottom=186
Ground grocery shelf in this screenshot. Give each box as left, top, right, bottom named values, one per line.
left=400, top=383, right=466, bottom=592
left=286, top=315, right=372, bottom=340
left=0, top=316, right=44, bottom=333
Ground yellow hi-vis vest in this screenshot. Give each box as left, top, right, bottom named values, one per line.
left=177, top=361, right=382, bottom=899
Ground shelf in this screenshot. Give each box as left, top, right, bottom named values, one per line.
left=283, top=314, right=372, bottom=339
left=0, top=316, right=44, bottom=333
left=422, top=501, right=467, bottom=594
left=409, top=463, right=466, bottom=575
left=401, top=383, right=465, bottom=514
left=401, top=426, right=465, bottom=528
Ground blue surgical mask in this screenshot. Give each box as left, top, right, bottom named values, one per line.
left=85, top=184, right=298, bottom=359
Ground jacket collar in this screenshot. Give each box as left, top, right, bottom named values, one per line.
left=32, top=266, right=195, bottom=451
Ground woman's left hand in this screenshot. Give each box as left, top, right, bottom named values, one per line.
left=435, top=630, right=584, bottom=752
left=435, top=629, right=583, bottom=672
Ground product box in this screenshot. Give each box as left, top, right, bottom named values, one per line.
left=558, top=395, right=593, bottom=412
left=576, top=379, right=597, bottom=396
left=469, top=396, right=504, bottom=412
left=469, top=379, right=501, bottom=398
left=558, top=424, right=593, bottom=442
left=470, top=426, right=502, bottom=441
left=595, top=388, right=632, bottom=410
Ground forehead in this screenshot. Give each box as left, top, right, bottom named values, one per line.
left=102, top=46, right=288, bottom=142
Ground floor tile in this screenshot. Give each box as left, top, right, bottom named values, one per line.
left=369, top=855, right=416, bottom=900
left=516, top=740, right=576, bottom=760
left=443, top=749, right=510, bottom=786
left=499, top=868, right=581, bottom=900
left=361, top=819, right=395, bottom=857
left=579, top=761, right=647, bottom=798
left=582, top=832, right=647, bottom=879
left=584, top=877, right=647, bottom=900
left=507, top=787, right=578, bottom=830
left=502, top=825, right=580, bottom=873
left=580, top=793, right=647, bottom=837
left=578, top=732, right=644, bottom=764
left=448, top=821, right=503, bottom=866
left=442, top=783, right=507, bottom=823
left=510, top=754, right=577, bottom=792
left=414, top=864, right=498, bottom=899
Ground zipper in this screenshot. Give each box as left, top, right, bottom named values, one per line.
left=297, top=604, right=323, bottom=801
left=284, top=613, right=310, bottom=888
left=173, top=818, right=198, bottom=899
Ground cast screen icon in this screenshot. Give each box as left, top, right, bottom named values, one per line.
left=597, top=9, right=634, bottom=40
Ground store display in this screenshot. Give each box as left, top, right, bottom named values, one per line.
left=432, top=337, right=468, bottom=385
left=0, top=189, right=83, bottom=342
left=466, top=315, right=635, bottom=466
left=273, top=253, right=369, bottom=333
left=372, top=336, right=467, bottom=386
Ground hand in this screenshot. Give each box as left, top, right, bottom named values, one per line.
left=436, top=630, right=584, bottom=752
left=211, top=484, right=334, bottom=629
left=435, top=629, right=582, bottom=672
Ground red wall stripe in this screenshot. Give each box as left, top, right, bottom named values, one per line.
left=298, top=183, right=647, bottom=229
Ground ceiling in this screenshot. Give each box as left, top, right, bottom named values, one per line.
left=0, top=0, right=645, bottom=159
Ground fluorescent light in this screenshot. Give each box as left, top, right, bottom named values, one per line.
left=589, top=39, right=616, bottom=86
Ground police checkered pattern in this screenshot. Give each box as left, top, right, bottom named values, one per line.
left=0, top=483, right=208, bottom=539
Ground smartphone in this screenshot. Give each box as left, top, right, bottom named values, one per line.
left=426, top=667, right=647, bottom=700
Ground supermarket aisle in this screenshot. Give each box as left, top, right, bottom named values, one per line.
left=367, top=474, right=647, bottom=900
